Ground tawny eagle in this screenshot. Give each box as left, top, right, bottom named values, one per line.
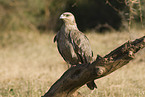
left=54, top=12, right=97, bottom=90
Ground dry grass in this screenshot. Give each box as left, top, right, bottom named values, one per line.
left=0, top=29, right=145, bottom=97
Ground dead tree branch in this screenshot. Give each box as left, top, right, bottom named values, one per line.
left=43, top=36, right=145, bottom=97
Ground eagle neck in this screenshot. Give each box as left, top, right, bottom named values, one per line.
left=64, top=22, right=78, bottom=31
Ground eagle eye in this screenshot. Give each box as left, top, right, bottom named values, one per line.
left=65, top=14, right=70, bottom=17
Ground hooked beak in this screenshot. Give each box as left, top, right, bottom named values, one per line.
left=59, top=14, right=64, bottom=19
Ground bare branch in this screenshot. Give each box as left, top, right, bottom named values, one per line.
left=43, top=36, right=145, bottom=97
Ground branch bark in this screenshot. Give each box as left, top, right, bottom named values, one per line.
left=43, top=36, right=145, bottom=97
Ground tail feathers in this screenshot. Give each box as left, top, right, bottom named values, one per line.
left=86, top=80, right=97, bottom=90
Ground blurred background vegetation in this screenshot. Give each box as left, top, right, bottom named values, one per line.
left=0, top=0, right=144, bottom=32
left=0, top=1, right=145, bottom=97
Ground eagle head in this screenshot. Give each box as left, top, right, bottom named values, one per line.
left=60, top=12, right=76, bottom=25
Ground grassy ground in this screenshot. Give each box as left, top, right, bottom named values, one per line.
left=0, top=29, right=145, bottom=97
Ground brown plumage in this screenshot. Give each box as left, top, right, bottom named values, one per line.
left=54, top=12, right=97, bottom=90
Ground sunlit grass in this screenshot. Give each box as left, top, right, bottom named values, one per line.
left=0, top=30, right=145, bottom=97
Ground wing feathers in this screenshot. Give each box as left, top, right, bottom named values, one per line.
left=53, top=35, right=57, bottom=43
left=69, top=30, right=93, bottom=63
left=53, top=31, right=60, bottom=43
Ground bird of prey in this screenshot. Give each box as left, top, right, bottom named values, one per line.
left=54, top=12, right=97, bottom=90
